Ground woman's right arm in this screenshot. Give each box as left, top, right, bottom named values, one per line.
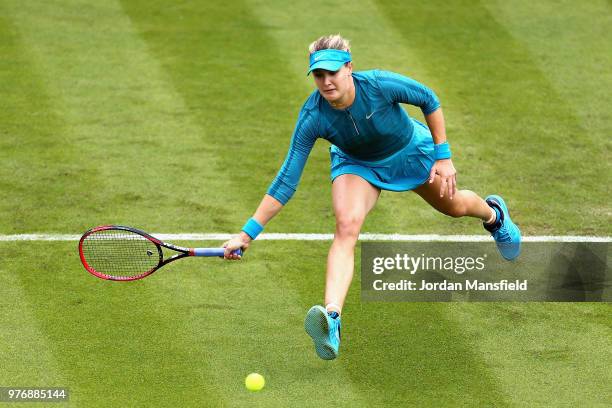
left=222, top=101, right=319, bottom=259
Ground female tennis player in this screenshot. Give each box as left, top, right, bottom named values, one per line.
left=223, top=34, right=521, bottom=360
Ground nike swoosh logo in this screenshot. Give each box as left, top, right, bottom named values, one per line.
left=366, top=111, right=376, bottom=119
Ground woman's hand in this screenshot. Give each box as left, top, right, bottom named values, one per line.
left=222, top=232, right=251, bottom=260
left=428, top=159, right=457, bottom=199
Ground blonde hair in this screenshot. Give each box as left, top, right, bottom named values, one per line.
left=308, top=34, right=351, bottom=54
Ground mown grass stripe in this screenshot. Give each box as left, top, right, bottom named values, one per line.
left=0, top=10, right=77, bottom=406
left=0, top=6, right=100, bottom=235
left=0, top=264, right=71, bottom=405
left=485, top=0, right=612, bottom=141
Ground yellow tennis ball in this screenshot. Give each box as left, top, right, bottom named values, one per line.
left=245, top=373, right=265, bottom=391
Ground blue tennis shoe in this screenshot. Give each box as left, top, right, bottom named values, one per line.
left=305, top=305, right=341, bottom=360
left=483, top=195, right=522, bottom=261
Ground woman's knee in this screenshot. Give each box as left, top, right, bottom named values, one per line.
left=335, top=212, right=365, bottom=238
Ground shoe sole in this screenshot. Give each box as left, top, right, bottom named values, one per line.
left=486, top=194, right=522, bottom=260
left=305, top=306, right=337, bottom=360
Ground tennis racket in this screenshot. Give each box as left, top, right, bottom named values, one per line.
left=78, top=225, right=241, bottom=281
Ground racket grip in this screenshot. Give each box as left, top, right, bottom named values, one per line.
left=192, top=248, right=243, bottom=257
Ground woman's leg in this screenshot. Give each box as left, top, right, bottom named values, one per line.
left=325, top=174, right=380, bottom=313
left=414, top=175, right=522, bottom=260
left=413, top=175, right=493, bottom=221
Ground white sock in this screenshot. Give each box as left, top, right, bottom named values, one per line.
left=485, top=207, right=497, bottom=225
left=325, top=303, right=341, bottom=316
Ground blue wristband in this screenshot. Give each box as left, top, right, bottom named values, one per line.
left=434, top=142, right=452, bottom=160
left=241, top=218, right=264, bottom=240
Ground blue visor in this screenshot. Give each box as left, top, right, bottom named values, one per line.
left=307, top=49, right=352, bottom=75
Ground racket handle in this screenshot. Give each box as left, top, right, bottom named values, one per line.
left=191, top=248, right=243, bottom=257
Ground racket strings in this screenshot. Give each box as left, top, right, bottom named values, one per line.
left=81, top=230, right=160, bottom=278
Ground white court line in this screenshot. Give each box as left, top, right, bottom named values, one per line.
left=0, top=233, right=610, bottom=242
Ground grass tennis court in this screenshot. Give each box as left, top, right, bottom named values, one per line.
left=1, top=0, right=610, bottom=406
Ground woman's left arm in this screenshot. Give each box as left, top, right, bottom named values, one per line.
left=425, top=108, right=457, bottom=199
left=373, top=71, right=457, bottom=198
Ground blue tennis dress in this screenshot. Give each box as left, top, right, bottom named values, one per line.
left=267, top=70, right=440, bottom=205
